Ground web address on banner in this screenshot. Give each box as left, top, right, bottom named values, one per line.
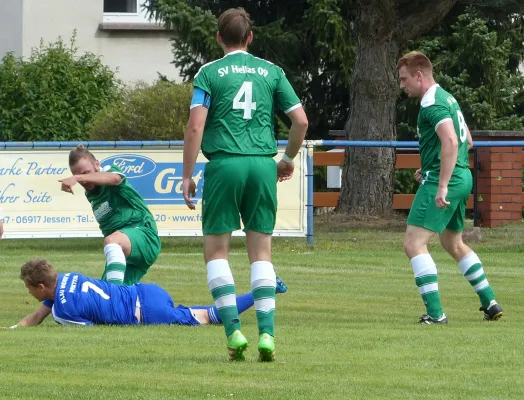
left=155, top=213, right=202, bottom=223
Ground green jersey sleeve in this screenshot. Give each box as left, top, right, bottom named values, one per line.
left=421, top=104, right=452, bottom=131
left=103, top=164, right=126, bottom=182
left=193, top=68, right=211, bottom=95
left=275, top=69, right=301, bottom=113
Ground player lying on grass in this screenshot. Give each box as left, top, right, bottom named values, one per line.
left=8, top=259, right=287, bottom=328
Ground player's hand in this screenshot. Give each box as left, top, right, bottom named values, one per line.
left=183, top=178, right=196, bottom=210
left=59, top=176, right=77, bottom=194
left=414, top=168, right=422, bottom=183
left=277, top=160, right=294, bottom=182
left=435, top=186, right=450, bottom=209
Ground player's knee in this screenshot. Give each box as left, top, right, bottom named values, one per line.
left=403, top=237, right=416, bottom=258
left=404, top=234, right=427, bottom=259
left=440, top=236, right=464, bottom=259
left=104, top=232, right=126, bottom=247
left=104, top=235, right=118, bottom=246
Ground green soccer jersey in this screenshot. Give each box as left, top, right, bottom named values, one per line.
left=417, top=85, right=469, bottom=184
left=193, top=50, right=301, bottom=159
left=85, top=165, right=157, bottom=237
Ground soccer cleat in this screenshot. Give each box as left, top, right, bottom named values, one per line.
left=258, top=333, right=276, bottom=362
left=418, top=314, right=448, bottom=324
left=480, top=300, right=503, bottom=321
left=227, top=330, right=248, bottom=361
left=276, top=276, right=288, bottom=294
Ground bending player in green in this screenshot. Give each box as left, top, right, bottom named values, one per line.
left=182, top=8, right=308, bottom=361
left=398, top=51, right=503, bottom=324
left=59, top=145, right=161, bottom=285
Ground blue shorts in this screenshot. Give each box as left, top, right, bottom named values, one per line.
left=135, top=283, right=201, bottom=326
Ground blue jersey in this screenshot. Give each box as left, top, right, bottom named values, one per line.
left=42, top=273, right=138, bottom=326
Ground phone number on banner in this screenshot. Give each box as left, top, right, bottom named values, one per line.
left=1, top=214, right=95, bottom=224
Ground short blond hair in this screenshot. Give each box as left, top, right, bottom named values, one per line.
left=20, top=259, right=58, bottom=287
left=397, top=51, right=433, bottom=76
left=68, top=144, right=96, bottom=168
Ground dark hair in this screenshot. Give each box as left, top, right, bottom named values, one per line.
left=68, top=144, right=96, bottom=167
left=397, top=51, right=433, bottom=76
left=218, top=8, right=252, bottom=47
left=20, top=259, right=58, bottom=287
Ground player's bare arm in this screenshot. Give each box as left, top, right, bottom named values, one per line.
left=436, top=120, right=459, bottom=208
left=277, top=107, right=308, bottom=181
left=182, top=106, right=208, bottom=210
left=466, top=125, right=473, bottom=150
left=59, top=172, right=122, bottom=194
left=11, top=304, right=52, bottom=328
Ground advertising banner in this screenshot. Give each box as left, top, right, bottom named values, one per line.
left=0, top=147, right=307, bottom=238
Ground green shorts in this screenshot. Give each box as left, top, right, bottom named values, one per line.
left=202, top=155, right=277, bottom=235
left=407, top=169, right=472, bottom=234
left=119, top=225, right=161, bottom=285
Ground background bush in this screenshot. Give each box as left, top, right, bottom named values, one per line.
left=89, top=80, right=192, bottom=141
left=0, top=33, right=121, bottom=141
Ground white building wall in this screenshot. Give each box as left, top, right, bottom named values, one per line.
left=1, top=0, right=181, bottom=84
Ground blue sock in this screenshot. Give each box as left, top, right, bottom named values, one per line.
left=192, top=293, right=255, bottom=325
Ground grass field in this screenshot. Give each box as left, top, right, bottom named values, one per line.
left=1, top=217, right=523, bottom=399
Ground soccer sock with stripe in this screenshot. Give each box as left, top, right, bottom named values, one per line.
left=103, top=243, right=126, bottom=285
left=458, top=252, right=496, bottom=309
left=207, top=259, right=240, bottom=337
left=194, top=293, right=255, bottom=324
left=411, top=253, right=443, bottom=319
left=251, top=261, right=276, bottom=336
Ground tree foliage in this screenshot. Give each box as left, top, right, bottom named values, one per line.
left=145, top=0, right=354, bottom=138
left=145, top=0, right=524, bottom=213
left=146, top=0, right=524, bottom=140
left=398, top=6, right=524, bottom=141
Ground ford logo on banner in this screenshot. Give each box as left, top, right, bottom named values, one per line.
left=101, top=154, right=156, bottom=178
left=100, top=154, right=205, bottom=206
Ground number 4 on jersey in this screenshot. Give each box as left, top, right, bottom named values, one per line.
left=233, top=81, right=257, bottom=119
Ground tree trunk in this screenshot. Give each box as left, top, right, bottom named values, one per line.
left=338, top=30, right=400, bottom=215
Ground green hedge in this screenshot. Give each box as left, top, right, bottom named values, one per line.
left=0, top=34, right=120, bottom=141
left=89, top=81, right=192, bottom=141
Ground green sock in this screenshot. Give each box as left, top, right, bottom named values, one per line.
left=251, top=261, right=276, bottom=336
left=416, top=275, right=443, bottom=319
left=252, top=285, right=276, bottom=336
left=458, top=252, right=496, bottom=309
left=411, top=254, right=443, bottom=319
left=207, top=259, right=240, bottom=337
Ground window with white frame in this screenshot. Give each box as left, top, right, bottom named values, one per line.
left=103, top=0, right=153, bottom=23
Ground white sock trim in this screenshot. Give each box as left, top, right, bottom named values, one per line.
left=410, top=254, right=436, bottom=278
left=251, top=261, right=276, bottom=284
left=104, top=243, right=126, bottom=266
left=466, top=268, right=485, bottom=282
left=419, top=282, right=439, bottom=295
left=214, top=294, right=237, bottom=309
left=255, top=298, right=276, bottom=313
left=458, top=252, right=482, bottom=275
left=473, top=280, right=489, bottom=292
left=107, top=271, right=125, bottom=281
left=207, top=259, right=232, bottom=284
